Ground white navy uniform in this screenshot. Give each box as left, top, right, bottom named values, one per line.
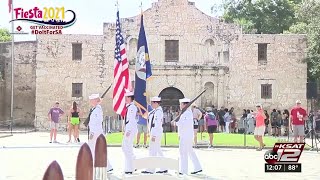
left=176, top=98, right=202, bottom=175
left=146, top=97, right=167, bottom=173
left=88, top=94, right=113, bottom=171
left=122, top=101, right=138, bottom=173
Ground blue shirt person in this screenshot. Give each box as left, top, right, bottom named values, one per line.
left=135, top=104, right=153, bottom=148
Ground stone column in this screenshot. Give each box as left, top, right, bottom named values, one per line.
left=217, top=68, right=225, bottom=108
left=214, top=74, right=219, bottom=106
left=194, top=68, right=202, bottom=106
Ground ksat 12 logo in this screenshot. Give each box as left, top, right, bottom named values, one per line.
left=264, top=143, right=304, bottom=173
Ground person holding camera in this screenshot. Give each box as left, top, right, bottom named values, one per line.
left=253, top=104, right=266, bottom=151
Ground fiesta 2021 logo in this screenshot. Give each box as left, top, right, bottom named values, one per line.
left=9, top=7, right=76, bottom=28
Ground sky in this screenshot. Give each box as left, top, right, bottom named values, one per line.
left=0, top=0, right=223, bottom=42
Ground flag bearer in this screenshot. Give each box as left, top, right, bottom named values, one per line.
left=142, top=96, right=168, bottom=174
left=122, top=91, right=138, bottom=174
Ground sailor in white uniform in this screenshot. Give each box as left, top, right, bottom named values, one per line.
left=142, top=96, right=168, bottom=174
left=175, top=98, right=202, bottom=175
left=88, top=93, right=113, bottom=172
left=122, top=91, right=138, bottom=174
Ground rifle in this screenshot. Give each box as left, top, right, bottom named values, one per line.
left=172, top=88, right=207, bottom=122
left=83, top=84, right=112, bottom=127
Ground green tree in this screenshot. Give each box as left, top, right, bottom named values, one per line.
left=286, top=0, right=320, bottom=81
left=0, top=28, right=12, bottom=42
left=223, top=0, right=301, bottom=34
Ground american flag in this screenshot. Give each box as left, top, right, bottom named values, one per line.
left=113, top=11, right=130, bottom=117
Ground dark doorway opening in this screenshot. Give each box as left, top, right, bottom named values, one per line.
left=159, top=87, right=184, bottom=132
left=159, top=87, right=185, bottom=112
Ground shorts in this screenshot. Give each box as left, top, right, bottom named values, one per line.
left=194, top=125, right=199, bottom=130
left=50, top=121, right=59, bottom=130
left=137, top=124, right=147, bottom=134
left=70, top=117, right=80, bottom=125
left=198, top=119, right=205, bottom=126
left=276, top=120, right=282, bottom=128
left=254, top=126, right=265, bottom=136
left=283, top=119, right=289, bottom=127
left=207, top=125, right=217, bottom=133
left=293, top=125, right=304, bottom=137
left=219, top=120, right=225, bottom=126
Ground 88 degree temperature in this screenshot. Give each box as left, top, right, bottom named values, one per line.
left=265, top=163, right=301, bottom=173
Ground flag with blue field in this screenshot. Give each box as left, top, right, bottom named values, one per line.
left=134, top=14, right=152, bottom=119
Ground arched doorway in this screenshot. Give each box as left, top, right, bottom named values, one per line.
left=202, top=82, right=214, bottom=108
left=159, top=87, right=184, bottom=113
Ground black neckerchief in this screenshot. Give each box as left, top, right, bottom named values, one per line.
left=125, top=104, right=132, bottom=125
left=149, top=109, right=158, bottom=132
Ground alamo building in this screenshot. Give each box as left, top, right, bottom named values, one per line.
left=0, top=0, right=307, bottom=128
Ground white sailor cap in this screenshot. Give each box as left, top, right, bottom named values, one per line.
left=296, top=100, right=301, bottom=104
left=255, top=103, right=262, bottom=107
left=150, top=96, right=161, bottom=102
left=89, top=94, right=100, bottom=100
left=124, top=91, right=134, bottom=97
left=179, top=98, right=191, bottom=103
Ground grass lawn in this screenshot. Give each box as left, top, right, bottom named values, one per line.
left=106, top=132, right=278, bottom=147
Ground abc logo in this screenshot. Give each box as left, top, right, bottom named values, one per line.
left=264, top=150, right=278, bottom=164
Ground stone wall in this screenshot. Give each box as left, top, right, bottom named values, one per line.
left=0, top=41, right=37, bottom=125
left=228, top=34, right=308, bottom=112
left=102, top=0, right=238, bottom=109
left=35, top=34, right=111, bottom=128
left=103, top=0, right=240, bottom=67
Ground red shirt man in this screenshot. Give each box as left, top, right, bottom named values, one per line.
left=290, top=100, right=307, bottom=143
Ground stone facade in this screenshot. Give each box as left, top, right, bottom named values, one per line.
left=0, top=41, right=37, bottom=125
left=0, top=0, right=308, bottom=127
left=229, top=34, right=308, bottom=112
left=35, top=35, right=108, bottom=128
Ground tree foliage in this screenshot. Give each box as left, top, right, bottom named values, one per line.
left=0, top=28, right=12, bottom=42
left=286, top=0, right=320, bottom=81
left=223, top=0, right=301, bottom=34
left=222, top=0, right=320, bottom=80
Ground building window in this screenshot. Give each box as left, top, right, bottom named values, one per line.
left=258, top=43, right=267, bottom=62
left=261, top=84, right=272, bottom=99
left=72, top=83, right=83, bottom=97
left=223, top=51, right=229, bottom=62
left=165, top=40, right=179, bottom=62
left=72, top=43, right=82, bottom=60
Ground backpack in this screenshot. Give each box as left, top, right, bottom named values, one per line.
left=207, top=112, right=216, bottom=120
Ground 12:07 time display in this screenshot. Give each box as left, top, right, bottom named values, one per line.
left=265, top=163, right=301, bottom=173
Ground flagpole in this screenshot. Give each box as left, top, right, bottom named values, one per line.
left=10, top=0, right=14, bottom=121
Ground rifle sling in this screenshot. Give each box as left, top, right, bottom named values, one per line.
left=86, top=107, right=96, bottom=125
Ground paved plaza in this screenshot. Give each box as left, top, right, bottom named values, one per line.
left=0, top=133, right=320, bottom=180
